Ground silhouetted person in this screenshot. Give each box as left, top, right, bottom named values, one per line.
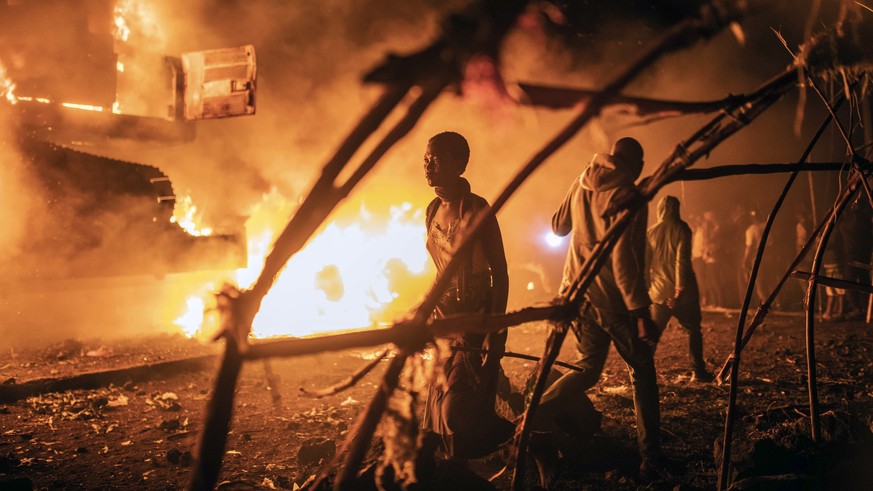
left=549, top=137, right=662, bottom=478
left=647, top=196, right=714, bottom=382
left=421, top=131, right=514, bottom=460
left=838, top=197, right=873, bottom=319
left=743, top=210, right=772, bottom=307
left=698, top=210, right=722, bottom=307
left=822, top=222, right=846, bottom=322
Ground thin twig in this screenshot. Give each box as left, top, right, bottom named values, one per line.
left=451, top=346, right=584, bottom=373
left=299, top=349, right=390, bottom=398
left=806, top=75, right=873, bottom=208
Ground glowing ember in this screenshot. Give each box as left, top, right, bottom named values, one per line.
left=171, top=194, right=213, bottom=237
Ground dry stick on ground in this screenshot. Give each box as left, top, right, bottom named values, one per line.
left=717, top=88, right=846, bottom=491
left=299, top=349, right=390, bottom=398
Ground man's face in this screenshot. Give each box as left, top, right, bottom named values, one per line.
left=423, top=141, right=459, bottom=187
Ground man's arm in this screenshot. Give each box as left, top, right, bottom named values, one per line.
left=669, top=225, right=693, bottom=308
left=615, top=201, right=659, bottom=346
left=613, top=203, right=651, bottom=312
left=481, top=207, right=509, bottom=371
left=551, top=180, right=577, bottom=237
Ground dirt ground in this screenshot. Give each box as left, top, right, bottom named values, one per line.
left=2, top=309, right=873, bottom=490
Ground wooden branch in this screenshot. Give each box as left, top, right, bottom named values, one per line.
left=299, top=349, right=390, bottom=398
left=804, top=184, right=860, bottom=443
left=309, top=351, right=409, bottom=491
left=244, top=304, right=565, bottom=362
left=0, top=354, right=216, bottom=404
left=716, top=88, right=846, bottom=491
left=672, top=162, right=866, bottom=181
left=791, top=271, right=873, bottom=294
left=510, top=322, right=571, bottom=489
left=451, top=346, right=584, bottom=373
left=189, top=340, right=243, bottom=491
left=806, top=75, right=873, bottom=208
left=512, top=82, right=745, bottom=114
left=250, top=82, right=412, bottom=304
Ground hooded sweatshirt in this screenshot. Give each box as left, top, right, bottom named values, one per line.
left=551, top=156, right=650, bottom=313
left=646, top=195, right=696, bottom=304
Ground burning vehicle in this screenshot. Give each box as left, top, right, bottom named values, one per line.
left=0, top=0, right=259, bottom=337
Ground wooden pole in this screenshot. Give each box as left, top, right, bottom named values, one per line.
left=189, top=339, right=243, bottom=491
left=717, top=91, right=845, bottom=490
left=803, top=185, right=859, bottom=442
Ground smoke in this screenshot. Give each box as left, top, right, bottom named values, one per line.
left=0, top=0, right=858, bottom=344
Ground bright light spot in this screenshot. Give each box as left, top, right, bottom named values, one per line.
left=0, top=62, right=17, bottom=104
left=544, top=231, right=564, bottom=248
left=526, top=281, right=535, bottom=291
left=116, top=61, right=125, bottom=73
left=175, top=296, right=205, bottom=337
left=62, top=102, right=105, bottom=112
left=114, top=4, right=131, bottom=42
left=112, top=101, right=122, bottom=114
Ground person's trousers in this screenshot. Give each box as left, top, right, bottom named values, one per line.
left=558, top=308, right=661, bottom=459
left=650, top=292, right=707, bottom=374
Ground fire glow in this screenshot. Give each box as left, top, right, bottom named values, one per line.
left=0, top=62, right=16, bottom=104
left=173, top=198, right=434, bottom=339
left=171, top=194, right=213, bottom=237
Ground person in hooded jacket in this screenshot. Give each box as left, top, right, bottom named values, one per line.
left=647, top=195, right=714, bottom=382
left=549, top=137, right=663, bottom=477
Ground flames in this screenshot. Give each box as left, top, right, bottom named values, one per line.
left=170, top=194, right=213, bottom=237
left=172, top=194, right=435, bottom=339
left=0, top=62, right=16, bottom=105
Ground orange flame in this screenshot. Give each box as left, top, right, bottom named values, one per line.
left=172, top=194, right=435, bottom=339
left=171, top=194, right=213, bottom=237
left=1, top=62, right=17, bottom=105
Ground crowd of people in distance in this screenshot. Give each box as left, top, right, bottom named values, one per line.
left=687, top=197, right=872, bottom=321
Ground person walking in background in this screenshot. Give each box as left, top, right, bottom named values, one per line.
left=699, top=211, right=723, bottom=308
left=647, top=196, right=714, bottom=383
left=548, top=137, right=663, bottom=478
left=743, top=210, right=772, bottom=308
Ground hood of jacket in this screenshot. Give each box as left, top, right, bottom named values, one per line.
left=657, top=195, right=681, bottom=223
left=580, top=153, right=636, bottom=192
